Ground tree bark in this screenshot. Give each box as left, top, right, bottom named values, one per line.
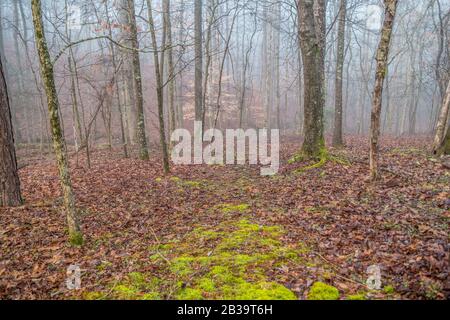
left=105, top=0, right=128, bottom=158
left=433, top=80, right=450, bottom=153
left=147, top=0, right=170, bottom=173
left=117, top=0, right=136, bottom=145
left=298, top=0, right=326, bottom=157
left=31, top=0, right=82, bottom=245
left=164, top=0, right=176, bottom=139
left=369, top=0, right=398, bottom=181
left=127, top=0, right=149, bottom=160
left=436, top=123, right=450, bottom=156
left=195, top=0, right=203, bottom=125
left=12, top=0, right=26, bottom=143
left=275, top=1, right=281, bottom=130
left=0, top=55, right=22, bottom=207
left=332, top=0, right=346, bottom=147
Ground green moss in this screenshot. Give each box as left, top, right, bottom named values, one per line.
left=217, top=203, right=251, bottom=213
left=105, top=272, right=162, bottom=300
left=210, top=266, right=235, bottom=282
left=191, top=228, right=222, bottom=240
left=69, top=231, right=84, bottom=246
left=128, top=272, right=147, bottom=287
left=198, top=278, right=216, bottom=292
left=436, top=130, right=450, bottom=155
left=290, top=147, right=349, bottom=174
left=168, top=176, right=209, bottom=189
left=203, top=265, right=296, bottom=300
left=84, top=291, right=106, bottom=300
left=113, top=284, right=138, bottom=298
left=222, top=281, right=297, bottom=300
left=141, top=292, right=161, bottom=300
left=383, top=285, right=395, bottom=294
left=347, top=293, right=367, bottom=300
left=162, top=220, right=304, bottom=299
left=177, top=288, right=204, bottom=300
left=170, top=256, right=195, bottom=276
left=92, top=219, right=326, bottom=300
left=307, top=282, right=340, bottom=300
left=96, top=261, right=112, bottom=272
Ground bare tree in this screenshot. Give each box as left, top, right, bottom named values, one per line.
left=369, top=0, right=398, bottom=181
left=104, top=0, right=128, bottom=158
left=332, top=0, right=346, bottom=147
left=147, top=0, right=170, bottom=173
left=31, top=0, right=82, bottom=245
left=0, top=55, right=22, bottom=207
left=195, top=0, right=203, bottom=127
left=164, top=0, right=176, bottom=138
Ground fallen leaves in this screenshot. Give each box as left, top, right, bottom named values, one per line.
left=0, top=135, right=448, bottom=300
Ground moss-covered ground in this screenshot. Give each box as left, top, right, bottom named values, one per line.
left=84, top=218, right=314, bottom=300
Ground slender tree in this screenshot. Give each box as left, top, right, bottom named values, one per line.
left=332, top=0, right=346, bottom=147
left=0, top=55, right=22, bottom=207
left=117, top=0, right=137, bottom=145
left=31, top=0, right=82, bottom=245
left=147, top=0, right=170, bottom=173
left=369, top=0, right=398, bottom=181
left=164, top=0, right=176, bottom=138
left=195, top=0, right=203, bottom=127
left=104, top=0, right=128, bottom=158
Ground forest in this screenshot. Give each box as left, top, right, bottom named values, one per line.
left=0, top=0, right=449, bottom=301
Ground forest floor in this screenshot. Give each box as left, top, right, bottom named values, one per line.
left=0, top=135, right=448, bottom=300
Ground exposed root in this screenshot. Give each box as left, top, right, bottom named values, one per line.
left=289, top=148, right=350, bottom=174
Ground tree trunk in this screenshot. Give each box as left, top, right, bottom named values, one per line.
left=275, top=1, right=281, bottom=130
left=105, top=0, right=128, bottom=158
left=12, top=0, right=26, bottom=144
left=0, top=55, right=22, bottom=207
left=298, top=0, right=326, bottom=157
left=195, top=0, right=203, bottom=126
left=433, top=80, right=450, bottom=153
left=369, top=0, right=398, bottom=181
left=164, top=0, right=176, bottom=139
left=117, top=0, right=136, bottom=145
left=31, top=0, right=82, bottom=245
left=127, top=0, right=149, bottom=160
left=332, top=0, right=346, bottom=147
left=68, top=56, right=83, bottom=151
left=436, top=123, right=450, bottom=156
left=175, top=0, right=185, bottom=128
left=147, top=0, right=170, bottom=173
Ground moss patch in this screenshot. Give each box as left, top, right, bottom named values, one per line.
left=383, top=285, right=395, bottom=295
left=307, top=282, right=340, bottom=300
left=346, top=293, right=367, bottom=300
left=160, top=219, right=301, bottom=300
left=171, top=176, right=209, bottom=189
left=215, top=203, right=251, bottom=214
left=69, top=231, right=84, bottom=247
left=289, top=148, right=350, bottom=174
left=90, top=219, right=309, bottom=300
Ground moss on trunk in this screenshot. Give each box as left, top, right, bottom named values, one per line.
left=31, top=0, right=82, bottom=245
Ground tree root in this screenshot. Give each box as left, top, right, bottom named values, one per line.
left=289, top=148, right=350, bottom=174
